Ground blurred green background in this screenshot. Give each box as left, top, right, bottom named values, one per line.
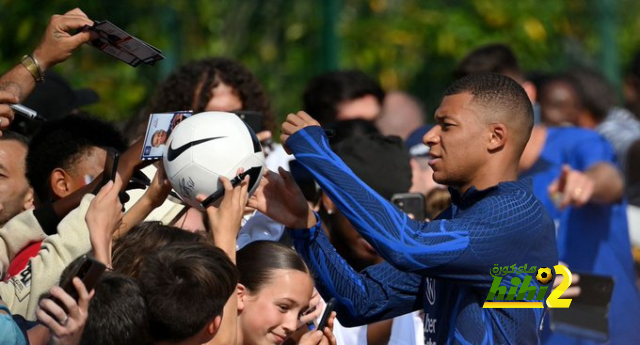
left=2, top=0, right=639, bottom=127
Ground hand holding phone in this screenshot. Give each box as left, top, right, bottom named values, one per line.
left=59, top=255, right=106, bottom=301
left=92, top=148, right=119, bottom=194
left=316, top=298, right=336, bottom=331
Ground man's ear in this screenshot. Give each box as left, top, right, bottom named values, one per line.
left=50, top=168, right=72, bottom=199
left=206, top=315, right=223, bottom=337
left=22, top=187, right=34, bottom=210
left=522, top=81, right=537, bottom=103
left=487, top=123, right=507, bottom=152
left=237, top=283, right=247, bottom=312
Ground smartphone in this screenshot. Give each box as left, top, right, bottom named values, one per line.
left=316, top=298, right=336, bottom=331
left=391, top=193, right=425, bottom=221
left=234, top=110, right=264, bottom=133
left=46, top=255, right=105, bottom=317
left=550, top=272, right=614, bottom=342
left=60, top=255, right=106, bottom=300
left=93, top=148, right=119, bottom=194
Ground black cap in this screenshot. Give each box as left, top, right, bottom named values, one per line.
left=331, top=133, right=412, bottom=200
left=23, top=71, right=99, bottom=120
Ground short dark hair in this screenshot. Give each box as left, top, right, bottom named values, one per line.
left=112, top=221, right=206, bottom=279
left=330, top=130, right=411, bottom=201
left=0, top=130, right=29, bottom=147
left=236, top=241, right=309, bottom=294
left=445, top=73, right=534, bottom=154
left=567, top=69, right=618, bottom=122
left=454, top=44, right=524, bottom=82
left=26, top=113, right=127, bottom=201
left=138, top=242, right=238, bottom=342
left=80, top=273, right=150, bottom=345
left=303, top=70, right=385, bottom=125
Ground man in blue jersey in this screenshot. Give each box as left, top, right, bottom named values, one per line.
left=251, top=73, right=558, bottom=344
left=456, top=44, right=639, bottom=345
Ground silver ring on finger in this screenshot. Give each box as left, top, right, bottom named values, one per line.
left=60, top=313, right=69, bottom=326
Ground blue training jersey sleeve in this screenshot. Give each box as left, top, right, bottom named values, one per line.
left=287, top=127, right=550, bottom=285
left=287, top=127, right=559, bottom=344
left=291, top=218, right=423, bottom=326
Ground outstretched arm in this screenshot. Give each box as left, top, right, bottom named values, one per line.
left=548, top=163, right=623, bottom=209
left=119, top=164, right=172, bottom=238
left=280, top=112, right=548, bottom=283
left=202, top=173, right=249, bottom=345
left=248, top=167, right=422, bottom=325
left=0, top=8, right=92, bottom=103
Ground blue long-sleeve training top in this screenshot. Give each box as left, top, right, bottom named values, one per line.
left=287, top=126, right=558, bottom=344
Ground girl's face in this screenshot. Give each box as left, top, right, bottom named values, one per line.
left=238, top=269, right=314, bottom=345
left=205, top=82, right=243, bottom=112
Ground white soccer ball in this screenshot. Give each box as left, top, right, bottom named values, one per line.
left=163, top=111, right=265, bottom=210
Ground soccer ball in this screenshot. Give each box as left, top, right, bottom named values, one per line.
left=536, top=267, right=553, bottom=285
left=163, top=111, right=265, bottom=210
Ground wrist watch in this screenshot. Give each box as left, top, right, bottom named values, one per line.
left=20, top=54, right=45, bottom=83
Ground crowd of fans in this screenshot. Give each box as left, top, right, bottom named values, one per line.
left=1, top=7, right=639, bottom=345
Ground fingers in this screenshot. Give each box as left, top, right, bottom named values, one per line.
left=220, top=175, right=233, bottom=192
left=278, top=166, right=293, bottom=184
left=282, top=121, right=298, bottom=136
left=296, top=111, right=318, bottom=124
left=39, top=295, right=66, bottom=324
left=113, top=173, right=124, bottom=193
left=50, top=286, right=77, bottom=318
left=323, top=316, right=337, bottom=345
left=36, top=304, right=65, bottom=336
left=156, top=161, right=167, bottom=184
left=299, top=330, right=323, bottom=345
left=0, top=91, right=17, bottom=129
left=0, top=90, right=19, bottom=103
left=73, top=277, right=91, bottom=311
left=54, top=11, right=94, bottom=31
left=64, top=7, right=89, bottom=17
left=256, top=130, right=272, bottom=142
left=95, top=180, right=114, bottom=201
left=549, top=165, right=594, bottom=209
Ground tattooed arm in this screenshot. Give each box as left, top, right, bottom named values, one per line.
left=0, top=8, right=92, bottom=125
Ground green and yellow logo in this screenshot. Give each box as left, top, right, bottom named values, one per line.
left=482, top=264, right=572, bottom=308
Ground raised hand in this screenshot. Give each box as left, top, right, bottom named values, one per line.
left=145, top=162, right=173, bottom=209
left=85, top=174, right=124, bottom=265
left=548, top=164, right=594, bottom=209
left=0, top=90, right=18, bottom=130
left=298, top=311, right=337, bottom=345
left=280, top=111, right=321, bottom=154
left=198, top=171, right=249, bottom=259
left=247, top=167, right=315, bottom=229
left=299, top=289, right=323, bottom=326
left=36, top=277, right=93, bottom=345
left=33, top=8, right=94, bottom=71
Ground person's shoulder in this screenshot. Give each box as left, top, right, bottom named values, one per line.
left=490, top=180, right=548, bottom=216
left=548, top=126, right=604, bottom=142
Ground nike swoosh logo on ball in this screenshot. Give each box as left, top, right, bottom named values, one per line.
left=166, top=137, right=226, bottom=162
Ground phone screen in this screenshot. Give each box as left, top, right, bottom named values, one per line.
left=391, top=193, right=425, bottom=220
